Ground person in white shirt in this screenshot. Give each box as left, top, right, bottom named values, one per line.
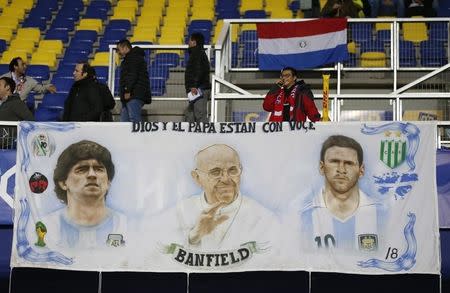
left=301, top=135, right=382, bottom=252
left=176, top=144, right=279, bottom=251
left=44, top=140, right=126, bottom=249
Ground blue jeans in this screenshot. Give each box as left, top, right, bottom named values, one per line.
left=120, top=99, right=144, bottom=122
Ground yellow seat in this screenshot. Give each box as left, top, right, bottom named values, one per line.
left=347, top=41, right=357, bottom=54
left=155, top=49, right=183, bottom=56
left=191, top=9, right=215, bottom=20
left=0, top=16, right=20, bottom=30
left=2, top=7, right=26, bottom=21
left=9, top=39, right=36, bottom=54
left=91, top=52, right=119, bottom=66
left=240, top=0, right=264, bottom=14
left=241, top=24, right=257, bottom=32
left=0, top=0, right=8, bottom=9
left=111, top=7, right=136, bottom=22
left=270, top=9, right=293, bottom=18
left=77, top=18, right=103, bottom=33
left=360, top=52, right=387, bottom=67
left=0, top=51, right=27, bottom=64
left=213, top=20, right=224, bottom=43
left=16, top=28, right=41, bottom=44
left=143, top=0, right=165, bottom=9
left=140, top=10, right=163, bottom=22
left=38, top=40, right=64, bottom=55
left=0, top=28, right=13, bottom=42
left=136, top=17, right=161, bottom=30
left=131, top=27, right=158, bottom=43
left=403, top=22, right=428, bottom=43
left=30, top=51, right=57, bottom=67
left=163, top=16, right=187, bottom=27
left=116, top=0, right=139, bottom=12
left=10, top=0, right=34, bottom=11
left=375, top=17, right=394, bottom=31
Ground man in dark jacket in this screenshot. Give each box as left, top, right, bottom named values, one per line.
left=63, top=62, right=103, bottom=121
left=116, top=39, right=151, bottom=122
left=0, top=76, right=34, bottom=121
left=184, top=33, right=211, bottom=123
left=263, top=67, right=321, bottom=122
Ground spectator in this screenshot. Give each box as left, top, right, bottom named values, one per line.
left=88, top=67, right=116, bottom=122
left=62, top=62, right=103, bottom=121
left=184, top=33, right=211, bottom=123
left=321, top=0, right=361, bottom=17
left=405, top=0, right=437, bottom=17
left=0, top=76, right=34, bottom=121
left=371, top=0, right=405, bottom=17
left=116, top=39, right=152, bottom=123
left=263, top=67, right=321, bottom=122
left=0, top=57, right=57, bottom=102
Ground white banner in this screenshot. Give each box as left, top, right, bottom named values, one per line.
left=11, top=121, right=440, bottom=274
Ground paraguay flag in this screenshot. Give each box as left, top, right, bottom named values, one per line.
left=257, top=18, right=349, bottom=70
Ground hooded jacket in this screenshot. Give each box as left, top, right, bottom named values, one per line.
left=63, top=77, right=103, bottom=121
left=185, top=45, right=211, bottom=93
left=119, top=46, right=152, bottom=104
left=263, top=80, right=321, bottom=122
left=0, top=93, right=34, bottom=121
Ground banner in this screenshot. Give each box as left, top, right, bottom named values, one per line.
left=11, top=121, right=440, bottom=274
left=257, top=19, right=349, bottom=70
left=437, top=149, right=450, bottom=228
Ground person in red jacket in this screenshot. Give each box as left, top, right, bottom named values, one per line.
left=263, top=67, right=321, bottom=122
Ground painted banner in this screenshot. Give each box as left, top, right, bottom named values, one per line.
left=257, top=19, right=349, bottom=70
left=11, top=121, right=440, bottom=274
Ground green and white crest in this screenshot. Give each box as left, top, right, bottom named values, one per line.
left=380, top=131, right=406, bottom=169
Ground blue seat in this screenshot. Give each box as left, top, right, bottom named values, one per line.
left=420, top=40, right=447, bottom=67
left=72, top=30, right=98, bottom=43
left=216, top=0, right=239, bottom=10
left=351, top=23, right=373, bottom=43
left=103, top=29, right=127, bottom=41
left=217, top=9, right=240, bottom=19
left=107, top=20, right=131, bottom=32
left=60, top=0, right=84, bottom=12
left=376, top=30, right=391, bottom=45
left=51, top=18, right=75, bottom=32
left=153, top=53, right=180, bottom=67
left=150, top=77, right=165, bottom=96
left=45, top=29, right=69, bottom=43
left=36, top=0, right=58, bottom=12
left=243, top=10, right=266, bottom=18
left=67, top=41, right=93, bottom=55
left=399, top=40, right=417, bottom=67
left=231, top=42, right=239, bottom=67
left=93, top=66, right=109, bottom=80
left=149, top=66, right=169, bottom=79
left=55, top=10, right=80, bottom=22
left=0, top=40, right=6, bottom=54
left=56, top=65, right=75, bottom=77
left=26, top=65, right=50, bottom=82
left=61, top=53, right=89, bottom=67
left=0, top=64, right=9, bottom=75
left=90, top=0, right=111, bottom=12
left=41, top=93, right=67, bottom=108
left=29, top=5, right=53, bottom=20
left=429, top=22, right=448, bottom=42
left=185, top=31, right=211, bottom=45
left=239, top=30, right=258, bottom=44
left=22, top=17, right=47, bottom=31
left=241, top=42, right=258, bottom=68
left=35, top=105, right=64, bottom=121
left=51, top=78, right=73, bottom=94
left=189, top=20, right=213, bottom=31
left=360, top=40, right=385, bottom=54
left=85, top=7, right=108, bottom=20
left=288, top=0, right=300, bottom=12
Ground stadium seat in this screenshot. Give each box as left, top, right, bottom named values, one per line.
left=376, top=30, right=391, bottom=45
left=420, top=40, right=447, bottom=67
left=150, top=77, right=166, bottom=96
left=9, top=40, right=36, bottom=55
left=77, top=19, right=103, bottom=33
left=241, top=42, right=258, bottom=68
left=399, top=40, right=417, bottom=67
left=429, top=22, right=448, bottom=43
left=360, top=52, right=387, bottom=67
left=85, top=6, right=108, bottom=20
left=51, top=77, right=74, bottom=94
left=0, top=16, right=19, bottom=31
left=270, top=9, right=294, bottom=18
left=360, top=40, right=385, bottom=54
left=45, top=29, right=69, bottom=43
left=0, top=28, right=13, bottom=42
left=153, top=53, right=180, bottom=68
left=111, top=7, right=136, bottom=22
left=244, top=10, right=267, bottom=18
left=35, top=105, right=64, bottom=121
left=90, top=0, right=112, bottom=12
left=72, top=30, right=98, bottom=44
left=22, top=17, right=47, bottom=31
left=16, top=28, right=41, bottom=44
left=131, top=27, right=158, bottom=44
left=30, top=52, right=57, bottom=68
left=403, top=21, right=428, bottom=43
left=0, top=64, right=10, bottom=74
left=26, top=65, right=50, bottom=82
left=38, top=40, right=64, bottom=55
left=51, top=17, right=76, bottom=32
left=92, top=66, right=109, bottom=82
left=240, top=0, right=264, bottom=14
left=149, top=66, right=169, bottom=79
left=91, top=52, right=117, bottom=67
left=2, top=7, right=26, bottom=22
left=351, top=23, right=373, bottom=43
left=0, top=40, right=6, bottom=54
left=41, top=93, right=68, bottom=108
left=0, top=51, right=27, bottom=65
left=116, top=0, right=139, bottom=13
